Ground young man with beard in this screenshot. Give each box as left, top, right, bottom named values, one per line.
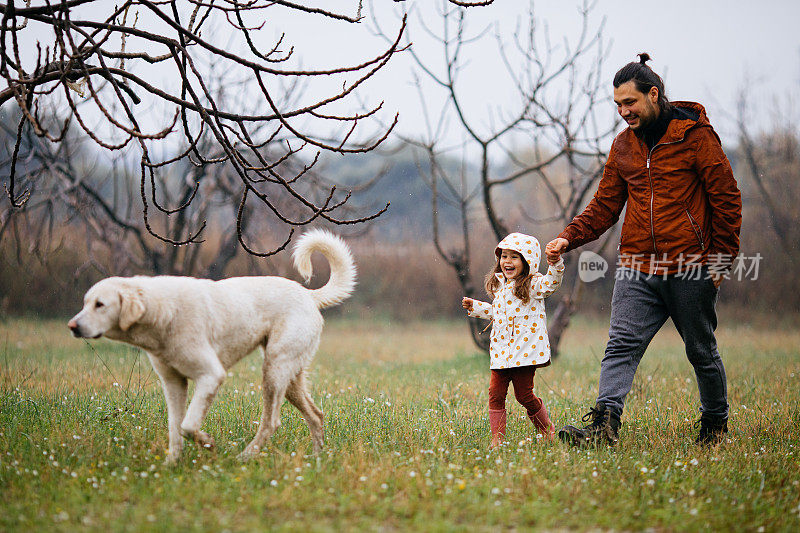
left=545, top=53, right=742, bottom=446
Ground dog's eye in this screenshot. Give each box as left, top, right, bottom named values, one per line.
left=95, top=301, right=104, bottom=309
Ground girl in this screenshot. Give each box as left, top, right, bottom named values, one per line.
left=462, top=233, right=565, bottom=448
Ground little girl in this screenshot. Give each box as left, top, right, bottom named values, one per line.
left=462, top=232, right=565, bottom=448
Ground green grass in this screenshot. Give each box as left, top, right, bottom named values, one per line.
left=1, top=316, right=799, bottom=531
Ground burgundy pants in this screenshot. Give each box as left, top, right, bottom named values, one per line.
left=489, top=366, right=543, bottom=416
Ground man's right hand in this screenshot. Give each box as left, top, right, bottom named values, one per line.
left=545, top=238, right=569, bottom=263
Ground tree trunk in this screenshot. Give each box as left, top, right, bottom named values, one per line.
left=547, top=296, right=577, bottom=359
left=468, top=316, right=492, bottom=352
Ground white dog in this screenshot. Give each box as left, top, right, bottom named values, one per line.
left=68, top=229, right=355, bottom=463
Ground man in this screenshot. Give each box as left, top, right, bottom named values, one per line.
left=546, top=53, right=742, bottom=446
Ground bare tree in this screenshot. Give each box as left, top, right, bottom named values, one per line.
left=372, top=0, right=618, bottom=353
left=735, top=87, right=800, bottom=264
left=0, top=0, right=421, bottom=258
left=0, top=113, right=237, bottom=277
left=0, top=104, right=76, bottom=267
left=0, top=91, right=375, bottom=280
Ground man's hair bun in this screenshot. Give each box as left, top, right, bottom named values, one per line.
left=614, top=52, right=669, bottom=110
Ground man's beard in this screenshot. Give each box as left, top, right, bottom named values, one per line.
left=631, top=103, right=660, bottom=132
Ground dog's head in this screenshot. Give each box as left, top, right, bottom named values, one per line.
left=68, top=278, right=146, bottom=339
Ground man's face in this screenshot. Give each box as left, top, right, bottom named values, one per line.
left=613, top=80, right=660, bottom=132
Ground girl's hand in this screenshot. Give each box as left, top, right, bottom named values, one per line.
left=546, top=254, right=562, bottom=266
left=545, top=238, right=568, bottom=264
left=461, top=297, right=473, bottom=311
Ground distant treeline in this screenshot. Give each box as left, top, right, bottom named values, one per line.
left=2, top=134, right=799, bottom=320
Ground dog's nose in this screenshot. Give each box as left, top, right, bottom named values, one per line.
left=68, top=319, right=81, bottom=337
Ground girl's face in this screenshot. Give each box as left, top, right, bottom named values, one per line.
left=499, top=249, right=525, bottom=280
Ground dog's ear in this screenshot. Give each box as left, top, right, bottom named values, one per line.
left=118, top=287, right=146, bottom=331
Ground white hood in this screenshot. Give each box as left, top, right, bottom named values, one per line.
left=494, top=233, right=542, bottom=273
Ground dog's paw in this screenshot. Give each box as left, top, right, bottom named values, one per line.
left=237, top=445, right=260, bottom=462
left=195, top=430, right=216, bottom=451
left=182, top=428, right=216, bottom=450
left=163, top=452, right=181, bottom=466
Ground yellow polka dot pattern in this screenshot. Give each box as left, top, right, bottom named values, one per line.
left=467, top=232, right=565, bottom=370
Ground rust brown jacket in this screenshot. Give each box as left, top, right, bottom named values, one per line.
left=558, top=101, right=742, bottom=275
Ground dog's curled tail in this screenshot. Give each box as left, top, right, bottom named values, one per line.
left=293, top=229, right=356, bottom=309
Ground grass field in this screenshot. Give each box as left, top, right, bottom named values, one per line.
left=1, top=316, right=799, bottom=531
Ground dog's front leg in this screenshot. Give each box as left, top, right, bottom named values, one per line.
left=149, top=355, right=188, bottom=464
left=161, top=376, right=188, bottom=463
left=180, top=356, right=226, bottom=451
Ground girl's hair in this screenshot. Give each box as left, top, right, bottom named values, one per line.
left=613, top=52, right=670, bottom=112
left=484, top=249, right=534, bottom=304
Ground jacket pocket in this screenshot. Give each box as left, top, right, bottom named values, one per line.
left=683, top=209, right=705, bottom=251
left=503, top=310, right=535, bottom=338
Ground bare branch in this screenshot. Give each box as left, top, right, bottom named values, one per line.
left=372, top=0, right=611, bottom=353
left=2, top=0, right=405, bottom=256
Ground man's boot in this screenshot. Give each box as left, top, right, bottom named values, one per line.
left=489, top=409, right=507, bottom=449
left=529, top=404, right=555, bottom=440
left=695, top=414, right=728, bottom=446
left=557, top=402, right=621, bottom=447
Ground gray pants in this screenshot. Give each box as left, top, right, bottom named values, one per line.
left=597, top=269, right=728, bottom=420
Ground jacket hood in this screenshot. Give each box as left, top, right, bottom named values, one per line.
left=495, top=233, right=541, bottom=273
left=661, top=101, right=716, bottom=143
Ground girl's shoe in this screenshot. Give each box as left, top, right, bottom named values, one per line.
left=529, top=404, right=556, bottom=440
left=489, top=409, right=507, bottom=449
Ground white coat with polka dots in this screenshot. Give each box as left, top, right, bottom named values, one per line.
left=467, top=233, right=565, bottom=369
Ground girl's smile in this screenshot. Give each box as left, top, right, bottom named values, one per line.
left=499, top=249, right=525, bottom=279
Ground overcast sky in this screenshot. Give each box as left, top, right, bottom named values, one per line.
left=14, top=1, right=800, bottom=151
left=561, top=0, right=800, bottom=140
left=274, top=0, right=800, bottom=147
